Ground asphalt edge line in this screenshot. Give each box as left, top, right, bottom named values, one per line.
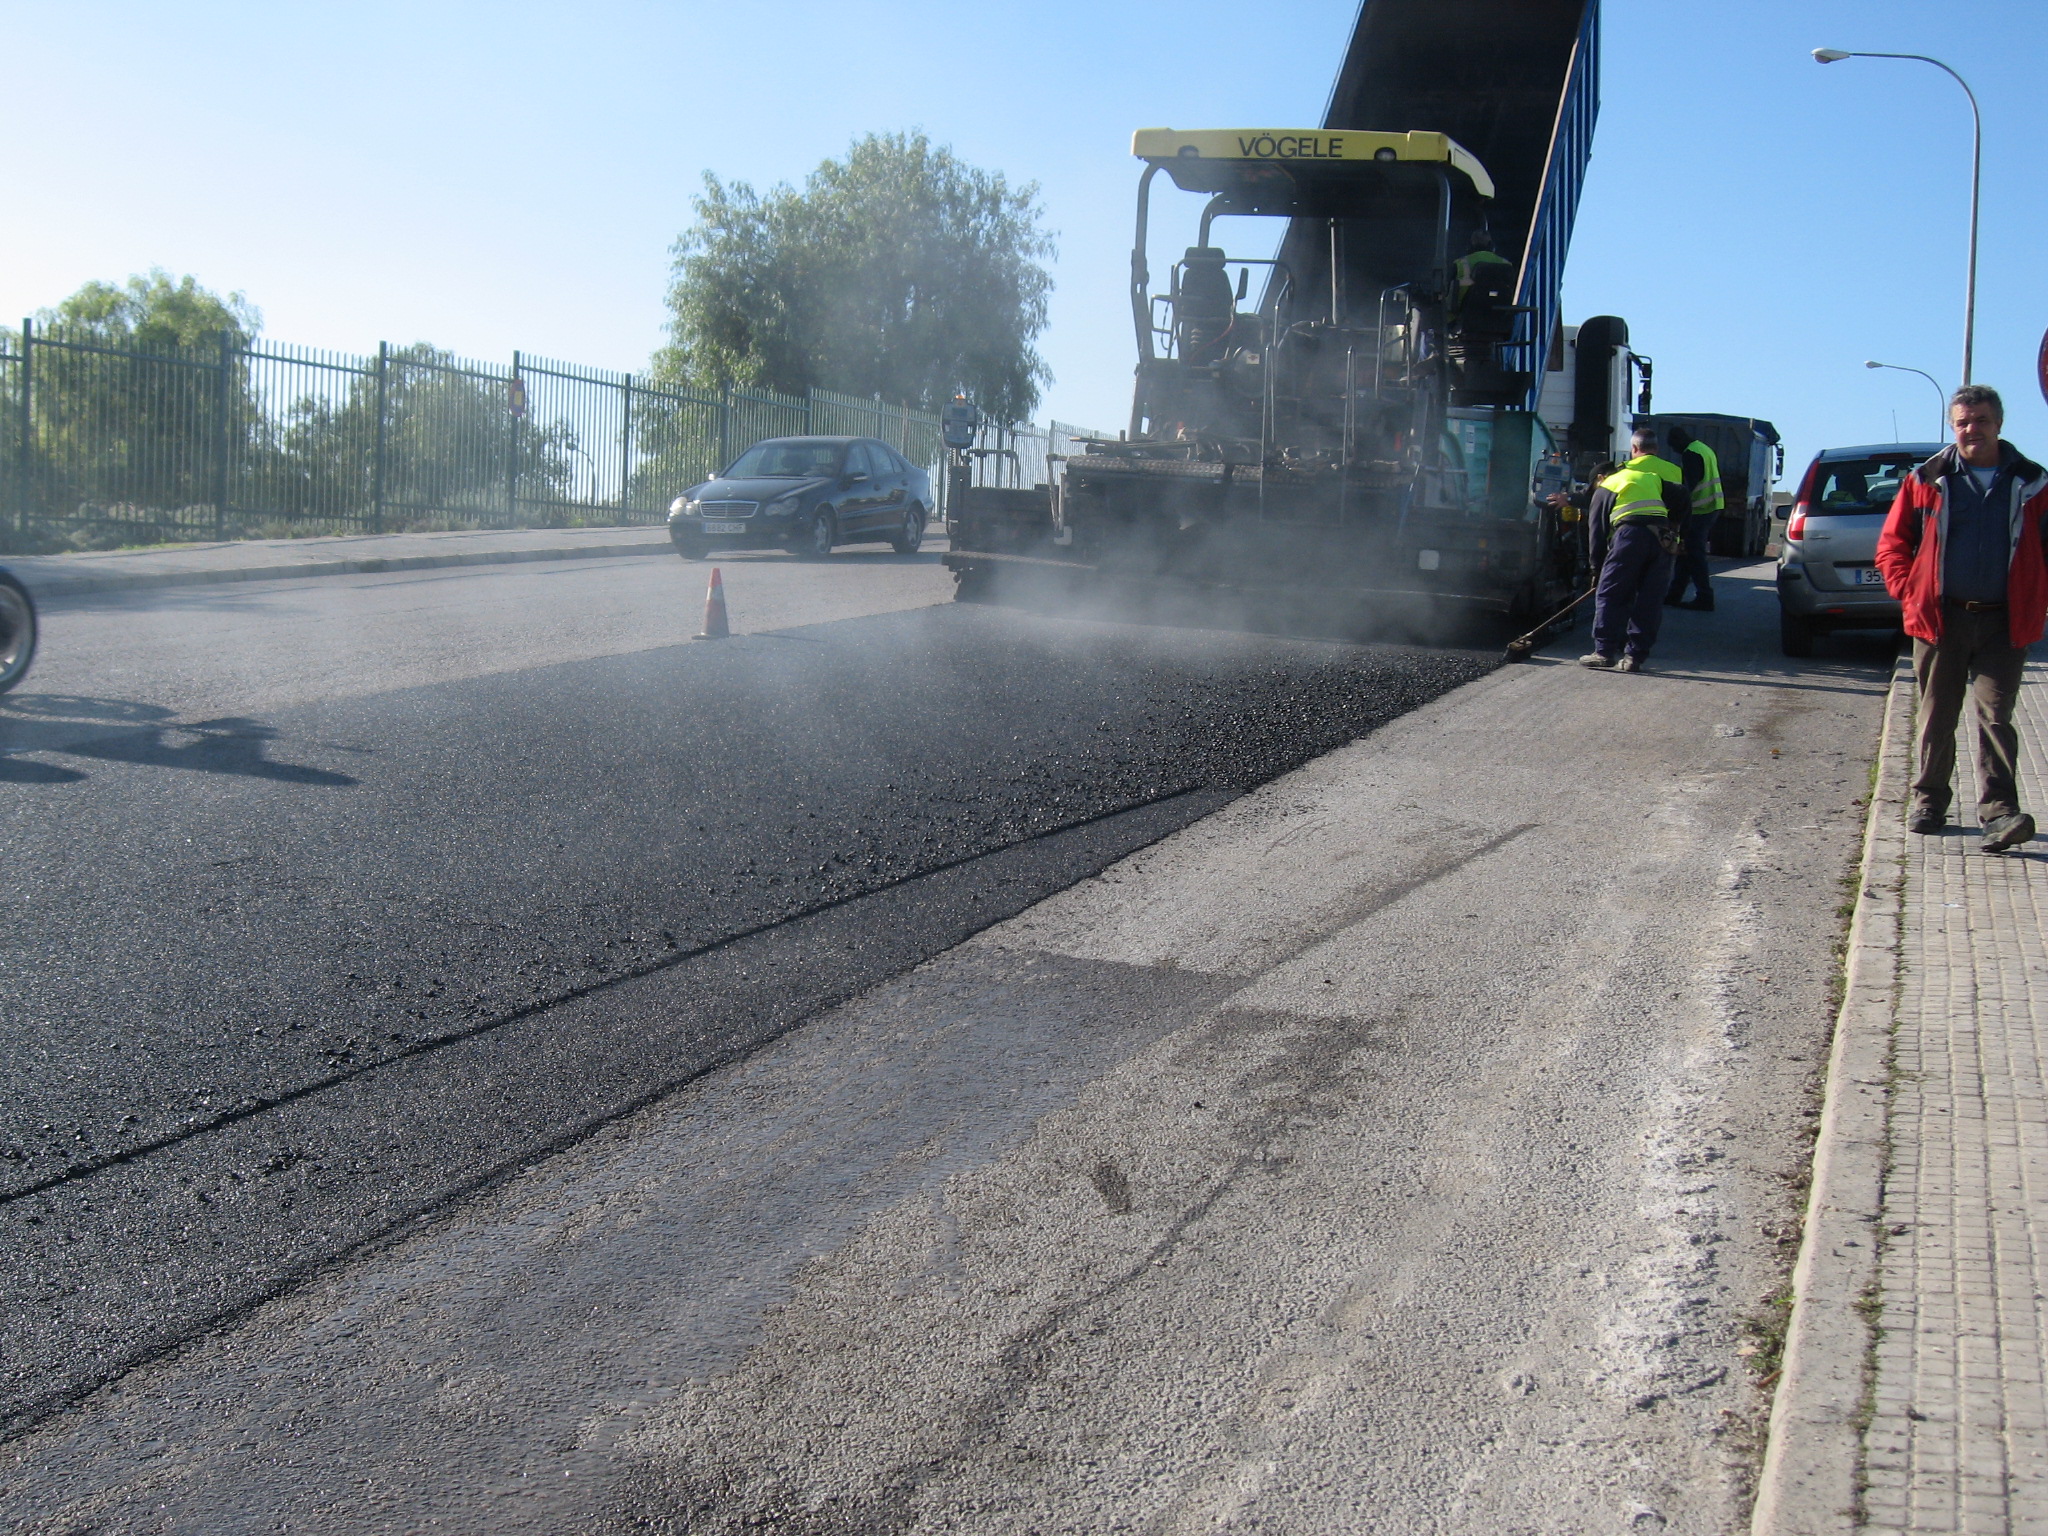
left=0, top=783, right=1221, bottom=1208
left=17, top=538, right=674, bottom=598
left=1751, top=646, right=1912, bottom=1535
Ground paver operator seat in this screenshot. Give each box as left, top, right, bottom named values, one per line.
left=1175, top=246, right=1238, bottom=365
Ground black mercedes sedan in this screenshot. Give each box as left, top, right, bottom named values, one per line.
left=667, top=436, right=934, bottom=560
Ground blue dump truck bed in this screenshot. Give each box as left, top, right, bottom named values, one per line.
left=1284, top=0, right=1598, bottom=411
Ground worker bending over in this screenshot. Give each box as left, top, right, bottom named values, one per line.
left=1663, top=426, right=1721, bottom=611
left=1580, top=428, right=1688, bottom=672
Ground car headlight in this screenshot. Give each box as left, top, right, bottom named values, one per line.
left=669, top=496, right=695, bottom=517
left=766, top=494, right=802, bottom=516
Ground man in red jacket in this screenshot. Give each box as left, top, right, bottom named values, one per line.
left=1875, top=385, right=2048, bottom=851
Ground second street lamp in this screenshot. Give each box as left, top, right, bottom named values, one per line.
left=1865, top=360, right=1948, bottom=440
left=1814, top=47, right=1983, bottom=386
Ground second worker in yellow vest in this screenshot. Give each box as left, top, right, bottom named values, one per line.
left=1664, top=426, right=1722, bottom=611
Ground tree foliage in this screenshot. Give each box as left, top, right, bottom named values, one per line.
left=655, top=132, right=1054, bottom=424
left=21, top=273, right=263, bottom=519
left=39, top=269, right=260, bottom=352
left=268, top=345, right=578, bottom=523
left=14, top=274, right=582, bottom=530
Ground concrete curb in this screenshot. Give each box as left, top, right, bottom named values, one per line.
left=13, top=538, right=675, bottom=600
left=1751, top=648, right=1912, bottom=1534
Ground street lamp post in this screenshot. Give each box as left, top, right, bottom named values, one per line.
left=1864, top=360, right=1948, bottom=440
left=1814, top=47, right=1982, bottom=386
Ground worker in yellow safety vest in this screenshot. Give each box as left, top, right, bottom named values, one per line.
left=1450, top=230, right=1514, bottom=319
left=1580, top=426, right=1690, bottom=672
left=1664, top=426, right=1724, bottom=610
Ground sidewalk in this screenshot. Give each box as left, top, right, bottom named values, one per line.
left=1760, top=648, right=2048, bottom=1534
left=4, top=524, right=674, bottom=599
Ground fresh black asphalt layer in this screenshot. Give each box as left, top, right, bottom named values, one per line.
left=0, top=601, right=1493, bottom=1432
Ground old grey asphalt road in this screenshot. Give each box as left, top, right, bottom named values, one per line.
left=2, top=558, right=1893, bottom=1533
left=0, top=542, right=1496, bottom=1442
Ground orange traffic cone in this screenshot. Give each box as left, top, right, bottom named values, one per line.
left=695, top=566, right=730, bottom=640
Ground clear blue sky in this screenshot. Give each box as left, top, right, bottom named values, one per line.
left=2, top=0, right=2041, bottom=483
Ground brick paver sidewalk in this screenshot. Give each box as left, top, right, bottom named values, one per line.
left=1861, top=653, right=2048, bottom=1532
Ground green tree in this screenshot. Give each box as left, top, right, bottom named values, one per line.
left=655, top=132, right=1054, bottom=424
left=269, top=345, right=580, bottom=527
left=40, top=269, right=260, bottom=351
left=24, top=272, right=262, bottom=524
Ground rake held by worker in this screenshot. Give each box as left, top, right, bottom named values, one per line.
left=1503, top=586, right=1595, bottom=661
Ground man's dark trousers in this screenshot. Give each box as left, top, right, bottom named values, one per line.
left=1912, top=600, right=2029, bottom=822
left=1592, top=520, right=1677, bottom=661
left=1665, top=512, right=1714, bottom=605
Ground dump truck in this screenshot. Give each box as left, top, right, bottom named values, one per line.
left=1537, top=315, right=1651, bottom=480
left=946, top=0, right=1614, bottom=623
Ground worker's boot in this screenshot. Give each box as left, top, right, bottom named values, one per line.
left=1577, top=652, right=1615, bottom=669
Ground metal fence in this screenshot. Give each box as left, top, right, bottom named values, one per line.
left=0, top=321, right=961, bottom=544
left=966, top=420, right=1110, bottom=490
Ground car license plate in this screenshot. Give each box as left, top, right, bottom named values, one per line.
left=702, top=520, right=747, bottom=534
left=1854, top=567, right=1887, bottom=586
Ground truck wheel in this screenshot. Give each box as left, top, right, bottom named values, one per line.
left=1779, top=609, right=1816, bottom=658
left=954, top=564, right=991, bottom=603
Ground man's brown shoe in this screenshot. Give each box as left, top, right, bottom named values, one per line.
left=1907, top=804, right=1945, bottom=835
left=1981, top=812, right=2036, bottom=854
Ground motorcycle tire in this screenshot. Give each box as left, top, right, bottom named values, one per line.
left=0, top=569, right=37, bottom=695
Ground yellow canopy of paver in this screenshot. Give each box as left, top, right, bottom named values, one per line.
left=1130, top=128, right=1495, bottom=200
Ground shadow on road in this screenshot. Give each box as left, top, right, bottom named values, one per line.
left=0, top=694, right=358, bottom=786
left=0, top=756, right=86, bottom=784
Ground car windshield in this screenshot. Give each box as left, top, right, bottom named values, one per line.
left=1813, top=454, right=1923, bottom=513
left=722, top=440, right=844, bottom=479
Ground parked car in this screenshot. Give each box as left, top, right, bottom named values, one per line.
left=668, top=437, right=933, bottom=560
left=1776, top=441, right=1942, bottom=656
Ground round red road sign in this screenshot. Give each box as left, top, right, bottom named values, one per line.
left=2039, top=326, right=2048, bottom=409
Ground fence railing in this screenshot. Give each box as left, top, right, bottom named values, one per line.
left=964, top=420, right=1109, bottom=491
left=0, top=321, right=962, bottom=544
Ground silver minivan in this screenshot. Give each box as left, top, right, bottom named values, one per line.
left=1776, top=441, right=1942, bottom=656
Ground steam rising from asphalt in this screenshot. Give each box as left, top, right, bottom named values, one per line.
left=959, top=560, right=1514, bottom=652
